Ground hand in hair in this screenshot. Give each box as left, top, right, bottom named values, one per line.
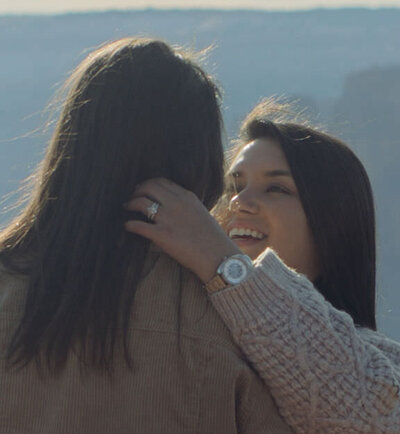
left=124, top=178, right=240, bottom=283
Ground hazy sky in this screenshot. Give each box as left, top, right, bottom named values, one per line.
left=1, top=0, right=400, bottom=14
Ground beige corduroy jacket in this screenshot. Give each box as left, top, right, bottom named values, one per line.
left=0, top=252, right=293, bottom=434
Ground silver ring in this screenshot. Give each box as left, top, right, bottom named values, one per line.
left=147, top=201, right=160, bottom=222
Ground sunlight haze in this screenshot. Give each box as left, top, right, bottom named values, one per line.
left=1, top=0, right=400, bottom=14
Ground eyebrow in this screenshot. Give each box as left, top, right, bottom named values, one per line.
left=230, top=169, right=292, bottom=178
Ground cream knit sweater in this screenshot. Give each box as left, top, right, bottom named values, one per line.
left=210, top=248, right=400, bottom=433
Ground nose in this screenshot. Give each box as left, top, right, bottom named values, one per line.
left=229, top=189, right=259, bottom=214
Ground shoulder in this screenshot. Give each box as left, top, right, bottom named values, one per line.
left=134, top=252, right=244, bottom=354
left=357, top=327, right=400, bottom=367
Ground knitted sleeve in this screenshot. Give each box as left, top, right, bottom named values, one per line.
left=209, top=248, right=400, bottom=433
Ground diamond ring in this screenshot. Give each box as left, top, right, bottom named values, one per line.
left=147, top=201, right=160, bottom=222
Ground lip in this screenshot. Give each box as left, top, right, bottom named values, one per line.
left=232, top=238, right=265, bottom=248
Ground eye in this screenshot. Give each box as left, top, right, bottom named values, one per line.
left=265, top=184, right=291, bottom=194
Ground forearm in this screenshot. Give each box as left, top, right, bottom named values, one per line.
left=209, top=248, right=400, bottom=433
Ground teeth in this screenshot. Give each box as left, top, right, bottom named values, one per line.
left=229, top=228, right=265, bottom=239
left=251, top=230, right=263, bottom=239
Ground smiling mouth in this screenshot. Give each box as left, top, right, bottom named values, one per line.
left=228, top=228, right=266, bottom=241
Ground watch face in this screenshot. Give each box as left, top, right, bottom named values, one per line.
left=222, top=258, right=248, bottom=285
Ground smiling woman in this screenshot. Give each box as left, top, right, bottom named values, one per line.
left=227, top=104, right=377, bottom=328
left=125, top=99, right=400, bottom=433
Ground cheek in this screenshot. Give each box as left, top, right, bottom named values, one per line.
left=282, top=216, right=319, bottom=278
left=270, top=202, right=308, bottom=239
left=212, top=197, right=233, bottom=231
left=269, top=206, right=316, bottom=261
left=220, top=209, right=234, bottom=234
left=283, top=211, right=312, bottom=251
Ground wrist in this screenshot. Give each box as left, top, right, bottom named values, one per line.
left=204, top=253, right=254, bottom=293
left=197, top=245, right=242, bottom=284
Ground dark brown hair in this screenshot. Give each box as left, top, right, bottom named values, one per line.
left=221, top=100, right=376, bottom=329
left=1, top=38, right=224, bottom=371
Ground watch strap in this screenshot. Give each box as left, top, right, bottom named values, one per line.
left=205, top=273, right=228, bottom=293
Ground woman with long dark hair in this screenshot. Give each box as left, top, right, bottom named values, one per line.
left=125, top=100, right=400, bottom=433
left=0, top=42, right=292, bottom=433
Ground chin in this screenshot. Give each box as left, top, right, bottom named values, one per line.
left=248, top=250, right=264, bottom=260
left=236, top=244, right=265, bottom=260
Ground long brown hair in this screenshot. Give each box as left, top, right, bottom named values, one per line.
left=1, top=38, right=224, bottom=371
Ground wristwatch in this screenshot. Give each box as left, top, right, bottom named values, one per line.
left=205, top=254, right=253, bottom=293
